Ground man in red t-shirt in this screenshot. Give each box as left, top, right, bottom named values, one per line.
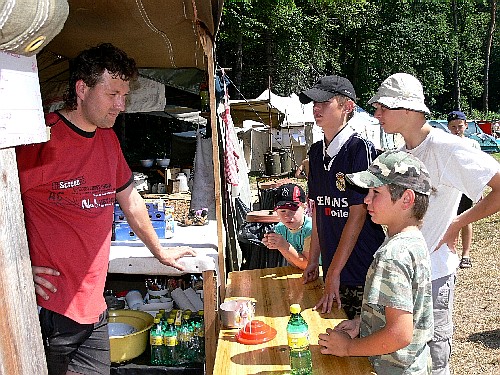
left=16, top=43, right=196, bottom=375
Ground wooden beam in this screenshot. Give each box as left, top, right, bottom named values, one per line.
left=0, top=148, right=47, bottom=374
left=196, top=19, right=225, bottom=375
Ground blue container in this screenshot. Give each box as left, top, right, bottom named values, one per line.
left=149, top=211, right=166, bottom=221
left=152, top=220, right=166, bottom=239
left=114, top=222, right=138, bottom=241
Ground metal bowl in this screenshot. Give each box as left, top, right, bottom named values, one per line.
left=108, top=309, right=154, bottom=363
left=140, top=159, right=154, bottom=168
left=156, top=158, right=170, bottom=168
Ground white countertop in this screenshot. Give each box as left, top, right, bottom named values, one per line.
left=109, top=221, right=219, bottom=276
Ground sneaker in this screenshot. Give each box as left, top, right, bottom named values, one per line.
left=459, top=257, right=472, bottom=269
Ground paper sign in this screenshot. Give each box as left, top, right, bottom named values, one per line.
left=0, top=51, right=48, bottom=149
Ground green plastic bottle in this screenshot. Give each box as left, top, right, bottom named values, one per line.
left=150, top=317, right=164, bottom=365
left=192, top=310, right=205, bottom=363
left=163, top=317, right=178, bottom=366
left=178, top=313, right=194, bottom=364
left=287, top=304, right=313, bottom=375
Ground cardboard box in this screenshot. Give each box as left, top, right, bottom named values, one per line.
left=167, top=180, right=180, bottom=194
left=165, top=167, right=181, bottom=183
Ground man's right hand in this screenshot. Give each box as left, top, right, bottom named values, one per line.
left=32, top=266, right=59, bottom=300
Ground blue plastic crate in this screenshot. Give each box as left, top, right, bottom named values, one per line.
left=114, top=222, right=138, bottom=241
left=152, top=220, right=166, bottom=239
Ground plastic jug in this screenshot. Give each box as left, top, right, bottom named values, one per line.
left=177, top=173, right=189, bottom=192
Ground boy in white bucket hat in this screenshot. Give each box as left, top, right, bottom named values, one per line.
left=369, top=73, right=500, bottom=375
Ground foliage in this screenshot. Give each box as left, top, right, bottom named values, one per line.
left=217, top=0, right=500, bottom=117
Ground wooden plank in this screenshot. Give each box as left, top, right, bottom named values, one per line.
left=0, top=148, right=48, bottom=374
left=214, top=266, right=375, bottom=375
left=202, top=270, right=218, bottom=375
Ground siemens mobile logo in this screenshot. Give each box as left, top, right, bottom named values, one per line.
left=52, top=176, right=86, bottom=190
left=316, top=196, right=349, bottom=218
left=316, top=196, right=348, bottom=208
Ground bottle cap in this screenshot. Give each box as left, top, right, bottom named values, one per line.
left=290, top=304, right=301, bottom=314
left=167, top=318, right=174, bottom=324
left=154, top=317, right=160, bottom=323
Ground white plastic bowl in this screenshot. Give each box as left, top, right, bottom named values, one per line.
left=108, top=322, right=137, bottom=337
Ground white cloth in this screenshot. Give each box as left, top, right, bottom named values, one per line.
left=402, top=127, right=499, bottom=280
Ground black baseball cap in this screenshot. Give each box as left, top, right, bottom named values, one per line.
left=299, top=75, right=356, bottom=104
left=274, top=183, right=306, bottom=211
left=447, top=111, right=466, bottom=122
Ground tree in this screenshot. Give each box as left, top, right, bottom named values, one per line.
left=483, top=0, right=497, bottom=112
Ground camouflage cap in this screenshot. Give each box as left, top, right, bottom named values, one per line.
left=346, top=150, right=431, bottom=195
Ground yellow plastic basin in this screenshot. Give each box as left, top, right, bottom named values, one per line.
left=108, top=309, right=154, bottom=363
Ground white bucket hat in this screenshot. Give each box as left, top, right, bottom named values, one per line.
left=368, top=73, right=430, bottom=114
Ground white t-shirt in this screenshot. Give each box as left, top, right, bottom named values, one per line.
left=402, top=127, right=499, bottom=280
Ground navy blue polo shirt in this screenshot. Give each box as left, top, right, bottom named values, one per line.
left=308, top=127, right=385, bottom=286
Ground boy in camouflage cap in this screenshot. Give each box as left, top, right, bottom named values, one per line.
left=319, top=150, right=434, bottom=375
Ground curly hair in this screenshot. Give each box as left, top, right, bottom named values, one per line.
left=64, top=43, right=138, bottom=109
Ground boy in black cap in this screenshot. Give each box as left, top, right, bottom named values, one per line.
left=447, top=111, right=481, bottom=268
left=299, top=76, right=385, bottom=319
left=262, top=183, right=313, bottom=270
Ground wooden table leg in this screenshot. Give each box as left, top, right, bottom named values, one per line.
left=203, top=270, right=218, bottom=375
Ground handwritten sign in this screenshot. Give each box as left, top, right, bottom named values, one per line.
left=0, top=51, right=48, bottom=149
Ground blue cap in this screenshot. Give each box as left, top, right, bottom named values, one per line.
left=447, top=111, right=466, bottom=122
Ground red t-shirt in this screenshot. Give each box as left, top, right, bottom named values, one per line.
left=16, top=112, right=132, bottom=324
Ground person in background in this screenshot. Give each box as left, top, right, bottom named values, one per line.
left=262, top=183, right=313, bottom=270
left=368, top=73, right=500, bottom=375
left=299, top=75, right=386, bottom=320
left=446, top=110, right=481, bottom=269
left=319, top=150, right=434, bottom=375
left=16, top=43, right=196, bottom=375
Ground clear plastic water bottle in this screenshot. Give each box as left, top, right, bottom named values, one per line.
left=150, top=317, right=164, bottom=365
left=287, top=304, right=313, bottom=375
left=163, top=317, right=178, bottom=366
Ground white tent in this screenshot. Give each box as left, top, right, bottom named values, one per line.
left=233, top=91, right=401, bottom=173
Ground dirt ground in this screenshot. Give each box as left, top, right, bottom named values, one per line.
left=451, top=207, right=500, bottom=375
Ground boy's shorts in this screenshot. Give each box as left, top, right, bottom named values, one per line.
left=39, top=308, right=110, bottom=375
left=339, top=285, right=364, bottom=319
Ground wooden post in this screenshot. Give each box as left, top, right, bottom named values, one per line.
left=196, top=24, right=225, bottom=375
left=0, top=148, right=48, bottom=374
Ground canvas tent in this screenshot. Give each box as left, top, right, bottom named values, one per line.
left=234, top=90, right=400, bottom=173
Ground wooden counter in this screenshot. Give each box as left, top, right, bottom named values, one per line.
left=108, top=221, right=219, bottom=375
left=213, top=266, right=375, bottom=375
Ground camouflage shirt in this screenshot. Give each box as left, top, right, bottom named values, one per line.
left=360, top=230, right=433, bottom=375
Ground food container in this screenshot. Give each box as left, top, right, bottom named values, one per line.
left=140, top=159, right=154, bottom=168
left=220, top=298, right=255, bottom=328
left=156, top=158, right=170, bottom=168
left=108, top=309, right=154, bottom=363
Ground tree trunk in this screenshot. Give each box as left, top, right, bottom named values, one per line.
left=483, top=0, right=497, bottom=112
left=452, top=0, right=461, bottom=110
left=233, top=33, right=243, bottom=100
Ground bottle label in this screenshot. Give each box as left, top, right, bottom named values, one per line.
left=164, top=336, right=177, bottom=346
left=150, top=336, right=163, bottom=345
left=287, top=332, right=309, bottom=349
